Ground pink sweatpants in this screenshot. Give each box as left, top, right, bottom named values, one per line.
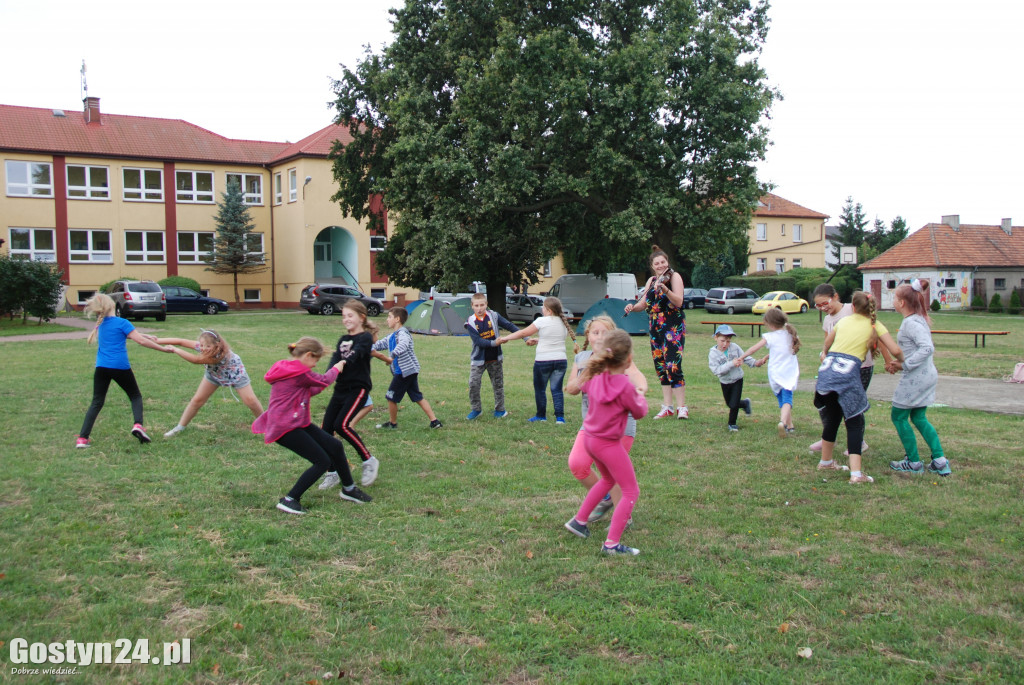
left=574, top=433, right=639, bottom=546
left=568, top=430, right=634, bottom=480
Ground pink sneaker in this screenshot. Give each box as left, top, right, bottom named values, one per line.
left=849, top=474, right=874, bottom=484
left=131, top=423, right=152, bottom=444
left=75, top=437, right=90, bottom=449
left=653, top=406, right=675, bottom=420
left=676, top=406, right=689, bottom=420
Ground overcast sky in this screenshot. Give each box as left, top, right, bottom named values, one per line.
left=3, top=0, right=1022, bottom=232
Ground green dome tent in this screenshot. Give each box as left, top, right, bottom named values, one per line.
left=575, top=298, right=648, bottom=336
left=405, top=299, right=470, bottom=335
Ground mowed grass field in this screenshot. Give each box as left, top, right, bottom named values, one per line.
left=1, top=308, right=1022, bottom=684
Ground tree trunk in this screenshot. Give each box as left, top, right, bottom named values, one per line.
left=233, top=272, right=241, bottom=307
left=485, top=275, right=507, bottom=317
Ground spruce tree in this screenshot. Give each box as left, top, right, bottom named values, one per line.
left=206, top=180, right=267, bottom=305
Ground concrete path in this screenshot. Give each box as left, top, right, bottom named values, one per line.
left=0, top=317, right=153, bottom=342
left=865, top=372, right=1024, bottom=416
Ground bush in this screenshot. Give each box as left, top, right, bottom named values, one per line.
left=1008, top=289, right=1021, bottom=315
left=971, top=294, right=985, bottom=311
left=100, top=277, right=142, bottom=293
left=988, top=293, right=1003, bottom=314
left=159, top=275, right=202, bottom=293
left=931, top=299, right=941, bottom=312
left=0, top=255, right=65, bottom=323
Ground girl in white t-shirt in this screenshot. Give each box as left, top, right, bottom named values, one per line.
left=498, top=297, right=579, bottom=423
left=735, top=307, right=801, bottom=437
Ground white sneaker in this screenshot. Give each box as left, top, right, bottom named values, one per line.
left=361, top=456, right=380, bottom=486
left=317, top=471, right=341, bottom=490
left=653, top=405, right=675, bottom=419
left=163, top=425, right=185, bottom=438
left=676, top=406, right=689, bottom=420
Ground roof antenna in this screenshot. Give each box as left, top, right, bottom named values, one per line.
left=80, top=59, right=88, bottom=100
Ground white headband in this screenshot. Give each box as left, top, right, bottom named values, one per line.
left=911, top=278, right=924, bottom=293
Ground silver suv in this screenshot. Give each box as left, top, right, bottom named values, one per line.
left=704, top=287, right=759, bottom=315
left=108, top=280, right=166, bottom=321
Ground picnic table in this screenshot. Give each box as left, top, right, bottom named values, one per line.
left=931, top=330, right=1009, bottom=348
left=701, top=320, right=764, bottom=337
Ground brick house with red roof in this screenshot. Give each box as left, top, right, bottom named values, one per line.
left=748, top=193, right=830, bottom=273
left=858, top=215, right=1024, bottom=310
left=0, top=97, right=421, bottom=309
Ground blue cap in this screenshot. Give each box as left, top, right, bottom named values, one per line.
left=714, top=324, right=737, bottom=337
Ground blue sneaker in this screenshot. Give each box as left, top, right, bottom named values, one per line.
left=466, top=410, right=482, bottom=420
left=555, top=416, right=566, bottom=425
left=742, top=398, right=752, bottom=416
left=728, top=424, right=739, bottom=432
left=602, top=543, right=640, bottom=556
left=927, top=458, right=952, bottom=477
left=564, top=518, right=590, bottom=538
left=493, top=410, right=509, bottom=419
left=528, top=416, right=547, bottom=423
left=890, top=458, right=924, bottom=473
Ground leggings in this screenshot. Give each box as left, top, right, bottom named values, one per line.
left=891, top=406, right=943, bottom=462
left=575, top=434, right=639, bottom=546
left=568, top=431, right=634, bottom=481
left=79, top=367, right=144, bottom=438
left=816, top=392, right=865, bottom=456
left=275, top=424, right=355, bottom=501
left=720, top=378, right=744, bottom=425
left=322, top=387, right=372, bottom=462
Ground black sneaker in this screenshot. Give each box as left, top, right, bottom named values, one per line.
left=376, top=422, right=398, bottom=429
left=429, top=419, right=443, bottom=429
left=564, top=518, right=590, bottom=538
left=276, top=497, right=305, bottom=515
left=339, top=486, right=373, bottom=504
left=741, top=398, right=752, bottom=416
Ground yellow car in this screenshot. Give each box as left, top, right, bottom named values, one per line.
left=751, top=291, right=809, bottom=315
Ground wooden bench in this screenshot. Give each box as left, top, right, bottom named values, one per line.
left=931, top=330, right=1009, bottom=348
left=701, top=320, right=764, bottom=337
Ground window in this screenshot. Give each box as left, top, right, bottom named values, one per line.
left=313, top=242, right=332, bottom=262
left=288, top=169, right=297, bottom=202
left=756, top=223, right=767, bottom=241
left=125, top=231, right=165, bottom=262
left=243, top=288, right=261, bottom=302
left=370, top=235, right=387, bottom=251
left=544, top=260, right=552, bottom=278
left=66, top=164, right=109, bottom=199
left=780, top=223, right=786, bottom=236
left=245, top=232, right=265, bottom=261
left=775, top=258, right=785, bottom=274
left=5, top=160, right=53, bottom=197
left=371, top=288, right=386, bottom=299
left=994, top=278, right=1006, bottom=290
left=9, top=228, right=56, bottom=261
left=175, top=171, right=214, bottom=203
left=77, top=290, right=96, bottom=304
left=273, top=172, right=282, bottom=205
left=123, top=168, right=163, bottom=201
left=177, top=231, right=215, bottom=263
left=792, top=258, right=802, bottom=269
left=69, top=229, right=112, bottom=262
left=944, top=278, right=956, bottom=287
left=793, top=224, right=802, bottom=242
left=887, top=280, right=897, bottom=289
left=226, top=173, right=263, bottom=205
left=756, top=258, right=766, bottom=271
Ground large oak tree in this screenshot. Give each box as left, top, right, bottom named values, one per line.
left=330, top=0, right=777, bottom=310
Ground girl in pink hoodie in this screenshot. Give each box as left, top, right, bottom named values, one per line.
left=252, top=337, right=372, bottom=514
left=563, top=330, right=649, bottom=555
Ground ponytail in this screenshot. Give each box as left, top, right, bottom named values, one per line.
left=894, top=279, right=932, bottom=325
left=288, top=336, right=324, bottom=358
left=784, top=323, right=801, bottom=355
left=579, top=329, right=632, bottom=381
left=544, top=296, right=579, bottom=352
left=83, top=293, right=116, bottom=345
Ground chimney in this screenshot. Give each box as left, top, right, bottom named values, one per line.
left=1001, top=218, right=1012, bottom=236
left=83, top=96, right=101, bottom=124
left=941, top=214, right=960, bottom=231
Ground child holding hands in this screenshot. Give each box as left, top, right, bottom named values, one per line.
left=464, top=292, right=519, bottom=420
left=372, top=307, right=442, bottom=429
left=736, top=308, right=800, bottom=437
left=707, top=325, right=754, bottom=431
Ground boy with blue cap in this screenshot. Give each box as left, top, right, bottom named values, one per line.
left=708, top=324, right=755, bottom=431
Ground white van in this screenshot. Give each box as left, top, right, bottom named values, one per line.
left=546, top=273, right=638, bottom=320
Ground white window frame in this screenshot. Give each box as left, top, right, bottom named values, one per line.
left=370, top=235, right=387, bottom=252
left=8, top=228, right=56, bottom=261
left=775, top=258, right=785, bottom=274
left=756, top=223, right=767, bottom=241
left=273, top=172, right=282, bottom=205
left=544, top=260, right=552, bottom=278
left=66, top=164, right=110, bottom=200
left=124, top=230, right=166, bottom=263
left=792, top=258, right=802, bottom=269
left=793, top=224, right=803, bottom=243
left=123, top=167, right=164, bottom=202
left=69, top=229, right=113, bottom=263
left=288, top=169, right=297, bottom=202
left=175, top=170, right=215, bottom=203
left=780, top=223, right=786, bottom=236
left=177, top=231, right=215, bottom=264
left=245, top=232, right=265, bottom=262
left=76, top=290, right=97, bottom=305
left=5, top=160, right=53, bottom=197
left=243, top=288, right=262, bottom=302
left=226, top=173, right=263, bottom=205
left=370, top=287, right=386, bottom=300
left=756, top=257, right=767, bottom=271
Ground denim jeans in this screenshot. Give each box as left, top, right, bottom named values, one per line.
left=533, top=360, right=567, bottom=418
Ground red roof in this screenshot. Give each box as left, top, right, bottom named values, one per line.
left=754, top=192, right=829, bottom=219
left=0, top=103, right=295, bottom=165
left=269, top=123, right=355, bottom=164
left=859, top=222, right=1024, bottom=270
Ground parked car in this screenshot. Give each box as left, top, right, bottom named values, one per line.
left=704, top=287, right=759, bottom=315
left=683, top=288, right=709, bottom=309
left=505, top=294, right=547, bottom=323
left=163, top=286, right=229, bottom=315
left=751, top=291, right=809, bottom=315
left=108, top=280, right=166, bottom=321
left=300, top=284, right=383, bottom=316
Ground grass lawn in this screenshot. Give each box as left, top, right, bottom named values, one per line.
left=1, top=309, right=1021, bottom=683
left=0, top=317, right=83, bottom=337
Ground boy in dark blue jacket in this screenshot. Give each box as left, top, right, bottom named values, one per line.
left=464, top=293, right=519, bottom=419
